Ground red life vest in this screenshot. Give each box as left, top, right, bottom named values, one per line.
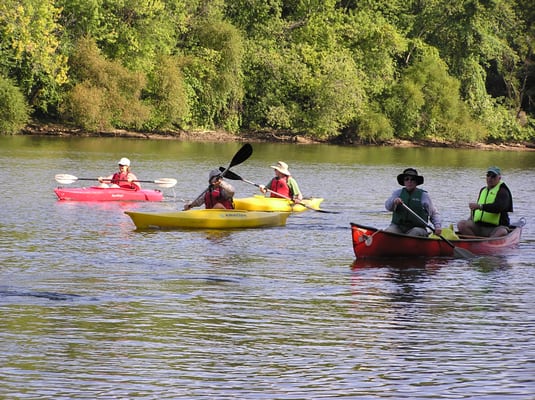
left=204, top=187, right=234, bottom=209
left=268, top=177, right=291, bottom=198
left=111, top=172, right=137, bottom=189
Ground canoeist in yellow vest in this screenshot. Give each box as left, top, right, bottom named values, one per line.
left=457, top=166, right=513, bottom=237
left=384, top=168, right=442, bottom=237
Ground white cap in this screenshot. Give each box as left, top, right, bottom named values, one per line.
left=118, top=157, right=130, bottom=166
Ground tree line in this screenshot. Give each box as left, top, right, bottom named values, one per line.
left=0, top=0, right=533, bottom=144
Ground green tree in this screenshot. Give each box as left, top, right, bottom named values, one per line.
left=61, top=37, right=150, bottom=131
left=384, top=52, right=486, bottom=143
left=0, top=75, right=30, bottom=134
left=399, top=0, right=531, bottom=141
left=144, top=55, right=190, bottom=130
left=181, top=18, right=245, bottom=132
left=224, top=0, right=283, bottom=38
left=0, top=0, right=532, bottom=142
left=340, top=9, right=407, bottom=97
left=238, top=1, right=368, bottom=137
left=0, top=0, right=68, bottom=113
left=59, top=0, right=190, bottom=72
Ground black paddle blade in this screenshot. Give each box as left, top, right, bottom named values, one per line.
left=311, top=207, right=340, bottom=214
left=219, top=167, right=242, bottom=181
left=228, top=143, right=253, bottom=169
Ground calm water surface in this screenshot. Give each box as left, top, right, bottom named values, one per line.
left=1, top=136, right=534, bottom=399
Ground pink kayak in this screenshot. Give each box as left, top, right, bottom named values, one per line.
left=54, top=186, right=164, bottom=202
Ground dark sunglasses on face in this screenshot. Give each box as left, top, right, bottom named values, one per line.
left=486, top=172, right=497, bottom=178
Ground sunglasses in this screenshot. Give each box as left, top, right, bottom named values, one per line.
left=404, top=177, right=417, bottom=182
left=486, top=172, right=497, bottom=178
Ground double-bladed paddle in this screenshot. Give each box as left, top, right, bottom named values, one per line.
left=399, top=202, right=475, bottom=258
left=219, top=167, right=339, bottom=214
left=185, top=143, right=253, bottom=208
left=55, top=174, right=177, bottom=188
left=219, top=143, right=253, bottom=179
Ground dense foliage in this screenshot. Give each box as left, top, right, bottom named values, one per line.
left=0, top=0, right=533, bottom=144
left=0, top=76, right=30, bottom=134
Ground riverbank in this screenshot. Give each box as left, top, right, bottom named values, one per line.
left=21, top=121, right=535, bottom=151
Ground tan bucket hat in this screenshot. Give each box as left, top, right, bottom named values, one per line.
left=270, top=161, right=291, bottom=176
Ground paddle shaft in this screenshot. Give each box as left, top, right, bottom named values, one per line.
left=398, top=202, right=452, bottom=243
left=188, top=143, right=253, bottom=207
left=243, top=178, right=299, bottom=201
left=220, top=168, right=338, bottom=214
left=77, top=177, right=164, bottom=184
left=399, top=202, right=474, bottom=258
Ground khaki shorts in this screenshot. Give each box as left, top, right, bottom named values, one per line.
left=464, top=220, right=508, bottom=237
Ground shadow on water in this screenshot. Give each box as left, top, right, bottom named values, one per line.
left=152, top=275, right=241, bottom=284
left=0, top=287, right=83, bottom=301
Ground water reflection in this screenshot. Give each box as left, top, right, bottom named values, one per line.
left=469, top=255, right=512, bottom=272
left=0, top=287, right=82, bottom=301
left=351, top=257, right=447, bottom=271
left=349, top=258, right=452, bottom=325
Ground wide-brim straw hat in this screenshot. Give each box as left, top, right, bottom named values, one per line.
left=271, top=161, right=291, bottom=176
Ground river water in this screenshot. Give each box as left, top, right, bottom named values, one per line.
left=1, top=136, right=534, bottom=399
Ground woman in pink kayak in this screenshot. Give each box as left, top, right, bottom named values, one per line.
left=98, top=157, right=140, bottom=190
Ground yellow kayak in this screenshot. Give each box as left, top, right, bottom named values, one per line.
left=233, top=195, right=324, bottom=212
left=124, top=209, right=291, bottom=230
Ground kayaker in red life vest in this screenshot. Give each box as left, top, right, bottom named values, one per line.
left=259, top=161, right=303, bottom=202
left=98, top=157, right=141, bottom=190
left=457, top=166, right=513, bottom=237
left=384, top=168, right=442, bottom=237
left=184, top=169, right=235, bottom=210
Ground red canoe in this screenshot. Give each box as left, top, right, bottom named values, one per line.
left=350, top=219, right=525, bottom=259
left=54, top=186, right=163, bottom=202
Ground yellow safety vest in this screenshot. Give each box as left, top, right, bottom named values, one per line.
left=473, top=182, right=503, bottom=225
